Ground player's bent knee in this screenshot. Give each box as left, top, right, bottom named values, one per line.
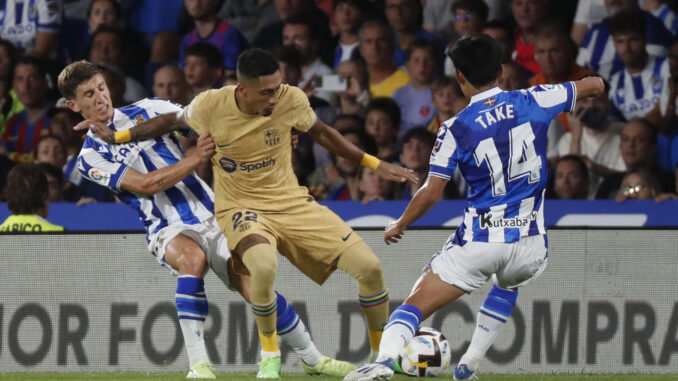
left=179, top=251, right=208, bottom=276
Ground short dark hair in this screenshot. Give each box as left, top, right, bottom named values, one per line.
left=607, top=8, right=647, bottom=37
left=557, top=154, right=589, bottom=179
left=447, top=33, right=502, bottom=88
left=402, top=127, right=436, bottom=147
left=406, top=38, right=436, bottom=61
left=15, top=55, right=48, bottom=78
left=366, top=97, right=401, bottom=130
left=334, top=0, right=367, bottom=12
left=452, top=0, right=489, bottom=22
left=431, top=76, right=463, bottom=96
left=87, top=0, right=121, bottom=21
left=4, top=163, right=48, bottom=215
left=236, top=48, right=280, bottom=81
left=483, top=19, right=512, bottom=35
left=271, top=45, right=303, bottom=68
left=38, top=162, right=65, bottom=187
left=91, top=25, right=124, bottom=45
left=58, top=60, right=102, bottom=100
left=283, top=14, right=317, bottom=39
left=185, top=42, right=224, bottom=68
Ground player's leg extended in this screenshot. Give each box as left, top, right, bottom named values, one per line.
left=164, top=235, right=215, bottom=379
left=454, top=285, right=518, bottom=380
left=236, top=234, right=281, bottom=378
left=336, top=241, right=389, bottom=360
left=344, top=269, right=465, bottom=381
left=229, top=267, right=356, bottom=377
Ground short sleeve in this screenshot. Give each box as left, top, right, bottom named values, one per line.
left=184, top=91, right=214, bottom=134
left=288, top=86, right=317, bottom=132
left=37, top=0, right=62, bottom=32
left=77, top=137, right=129, bottom=192
left=428, top=121, right=458, bottom=180
left=526, top=82, right=577, bottom=120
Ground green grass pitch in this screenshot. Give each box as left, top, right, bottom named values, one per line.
left=1, top=373, right=677, bottom=380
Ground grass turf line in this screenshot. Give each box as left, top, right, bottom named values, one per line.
left=1, top=374, right=677, bottom=380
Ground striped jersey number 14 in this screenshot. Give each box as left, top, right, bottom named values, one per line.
left=473, top=122, right=542, bottom=197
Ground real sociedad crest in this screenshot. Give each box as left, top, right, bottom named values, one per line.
left=264, top=129, right=280, bottom=146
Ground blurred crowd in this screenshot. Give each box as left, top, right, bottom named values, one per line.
left=0, top=0, right=677, bottom=209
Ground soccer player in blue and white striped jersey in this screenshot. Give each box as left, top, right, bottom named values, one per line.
left=344, top=34, right=605, bottom=381
left=59, top=61, right=356, bottom=379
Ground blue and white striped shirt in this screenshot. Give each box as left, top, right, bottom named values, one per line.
left=650, top=4, right=678, bottom=35
left=77, top=98, right=214, bottom=242
left=609, top=55, right=668, bottom=121
left=429, top=84, right=576, bottom=244
left=577, top=11, right=672, bottom=80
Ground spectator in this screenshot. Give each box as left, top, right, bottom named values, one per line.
left=282, top=16, right=334, bottom=102
left=596, top=118, right=676, bottom=198
left=0, top=0, right=62, bottom=59
left=559, top=91, right=626, bottom=179
left=531, top=24, right=593, bottom=134
left=38, top=161, right=67, bottom=203
left=0, top=56, right=53, bottom=163
left=365, top=97, right=401, bottom=162
left=180, top=0, right=248, bottom=76
left=333, top=0, right=366, bottom=69
left=153, top=64, right=191, bottom=106
left=551, top=155, right=591, bottom=199
left=607, top=9, right=668, bottom=121
left=356, top=165, right=397, bottom=204
left=0, top=154, right=13, bottom=201
left=184, top=42, right=224, bottom=100
left=443, top=0, right=490, bottom=80
left=88, top=27, right=149, bottom=103
left=498, top=61, right=530, bottom=91
left=61, top=0, right=123, bottom=62
left=0, top=162, right=64, bottom=232
left=253, top=0, right=333, bottom=65
left=482, top=20, right=516, bottom=64
left=359, top=20, right=411, bottom=98
left=658, top=36, right=678, bottom=135
left=35, top=134, right=67, bottom=169
left=427, top=76, right=466, bottom=134
left=384, top=0, right=446, bottom=72
left=511, top=0, right=549, bottom=74
left=422, top=0, right=455, bottom=40
left=641, top=0, right=678, bottom=35
left=326, top=128, right=378, bottom=201
left=335, top=59, right=370, bottom=116
left=615, top=168, right=662, bottom=201
left=0, top=39, right=24, bottom=137
left=577, top=0, right=672, bottom=80
left=655, top=164, right=678, bottom=201
left=98, top=65, right=127, bottom=108
left=570, top=0, right=608, bottom=45
left=393, top=39, right=437, bottom=137
left=46, top=98, right=86, bottom=187
left=398, top=127, right=435, bottom=200
left=218, top=0, right=278, bottom=44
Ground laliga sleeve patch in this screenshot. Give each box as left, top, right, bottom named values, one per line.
left=88, top=168, right=112, bottom=186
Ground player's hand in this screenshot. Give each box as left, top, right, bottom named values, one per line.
left=655, top=192, right=678, bottom=202
left=194, top=133, right=216, bottom=164
left=376, top=161, right=418, bottom=184
left=74, top=119, right=114, bottom=144
left=384, top=219, right=405, bottom=245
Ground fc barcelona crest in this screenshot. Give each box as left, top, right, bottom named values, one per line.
left=134, top=114, right=147, bottom=125
left=264, top=129, right=280, bottom=146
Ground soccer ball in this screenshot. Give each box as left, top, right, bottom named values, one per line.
left=397, top=327, right=451, bottom=377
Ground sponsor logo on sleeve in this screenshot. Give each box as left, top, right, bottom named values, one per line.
left=88, top=168, right=111, bottom=185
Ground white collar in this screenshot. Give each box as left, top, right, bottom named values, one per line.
left=469, top=86, right=503, bottom=105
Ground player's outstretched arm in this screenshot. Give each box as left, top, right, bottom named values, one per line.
left=573, top=76, right=606, bottom=100
left=119, top=133, right=215, bottom=195
left=307, top=119, right=418, bottom=184
left=384, top=175, right=447, bottom=245
left=74, top=112, right=189, bottom=145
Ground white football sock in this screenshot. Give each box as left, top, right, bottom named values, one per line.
left=280, top=319, right=323, bottom=367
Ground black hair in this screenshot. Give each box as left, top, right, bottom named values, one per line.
left=452, top=0, right=489, bottom=22
left=557, top=154, right=589, bottom=179
left=283, top=14, right=318, bottom=40
left=185, top=42, right=224, bottom=68
left=4, top=163, right=48, bottom=215
left=402, top=127, right=436, bottom=147
left=446, top=33, right=502, bottom=88
left=91, top=25, right=124, bottom=44
left=271, top=45, right=303, bottom=68
left=334, top=0, right=368, bottom=12
left=607, top=8, right=647, bottom=37
left=483, top=19, right=513, bottom=35
left=236, top=48, right=280, bottom=80
left=87, top=0, right=121, bottom=21
left=15, top=55, right=48, bottom=79
left=366, top=97, right=401, bottom=130
left=38, top=162, right=65, bottom=187
left=406, top=38, right=436, bottom=61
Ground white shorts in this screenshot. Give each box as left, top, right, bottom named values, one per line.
left=430, top=234, right=548, bottom=292
left=148, top=217, right=232, bottom=287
